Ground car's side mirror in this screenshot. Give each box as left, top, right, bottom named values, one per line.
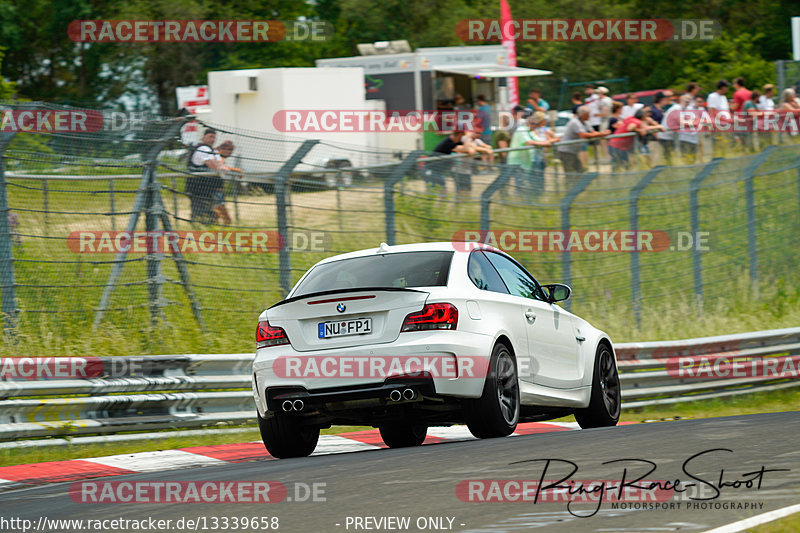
left=543, top=283, right=571, bottom=303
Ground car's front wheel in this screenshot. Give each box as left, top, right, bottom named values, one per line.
left=258, top=411, right=320, bottom=458
left=463, top=343, right=520, bottom=438
left=575, top=343, right=621, bottom=429
left=379, top=423, right=427, bottom=448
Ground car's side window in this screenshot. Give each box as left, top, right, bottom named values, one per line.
left=467, top=251, right=509, bottom=293
left=483, top=252, right=546, bottom=301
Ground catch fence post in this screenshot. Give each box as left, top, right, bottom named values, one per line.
left=0, top=132, right=18, bottom=333
left=743, top=145, right=776, bottom=290
left=688, top=158, right=722, bottom=301
left=384, top=151, right=424, bottom=246
left=560, top=171, right=598, bottom=311
left=628, top=167, right=665, bottom=328
left=275, top=140, right=319, bottom=294
left=480, top=165, right=515, bottom=233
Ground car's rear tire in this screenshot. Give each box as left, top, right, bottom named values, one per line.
left=258, top=411, right=320, bottom=458
left=575, top=343, right=621, bottom=429
left=379, top=423, right=427, bottom=448
left=464, top=343, right=519, bottom=438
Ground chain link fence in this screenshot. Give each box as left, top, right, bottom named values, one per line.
left=1, top=102, right=799, bottom=349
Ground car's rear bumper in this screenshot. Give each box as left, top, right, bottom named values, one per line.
left=252, top=331, right=493, bottom=417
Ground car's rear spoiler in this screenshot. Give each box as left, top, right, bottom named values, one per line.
left=268, top=287, right=427, bottom=310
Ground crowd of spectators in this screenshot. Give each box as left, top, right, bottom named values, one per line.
left=419, top=77, right=800, bottom=196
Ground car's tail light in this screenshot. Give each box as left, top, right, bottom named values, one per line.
left=401, top=303, right=458, bottom=332
left=256, top=320, right=290, bottom=347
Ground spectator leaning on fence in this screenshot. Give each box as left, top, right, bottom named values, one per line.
left=212, top=140, right=243, bottom=225
left=186, top=128, right=226, bottom=223
left=508, top=114, right=553, bottom=196
left=556, top=106, right=610, bottom=174
left=675, top=94, right=700, bottom=161
left=621, top=93, right=643, bottom=119
left=608, top=101, right=624, bottom=133
left=707, top=80, right=730, bottom=115
left=534, top=111, right=559, bottom=142
left=778, top=89, right=800, bottom=135
left=595, top=87, right=613, bottom=128
left=758, top=84, right=775, bottom=111
left=427, top=130, right=474, bottom=192
left=657, top=93, right=678, bottom=163
left=730, top=77, right=752, bottom=112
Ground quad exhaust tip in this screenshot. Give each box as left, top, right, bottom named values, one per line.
left=389, top=389, right=402, bottom=402
left=293, top=399, right=305, bottom=411
left=402, top=388, right=416, bottom=401
left=282, top=400, right=294, bottom=412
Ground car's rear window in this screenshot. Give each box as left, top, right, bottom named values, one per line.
left=292, top=251, right=453, bottom=297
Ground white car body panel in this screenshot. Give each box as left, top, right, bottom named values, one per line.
left=252, top=242, right=615, bottom=421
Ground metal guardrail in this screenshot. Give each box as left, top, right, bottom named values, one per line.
left=0, top=328, right=797, bottom=441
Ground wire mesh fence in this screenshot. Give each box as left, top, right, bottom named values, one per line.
left=1, top=102, right=799, bottom=349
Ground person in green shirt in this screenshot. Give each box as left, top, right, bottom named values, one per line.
left=508, top=115, right=552, bottom=198
left=740, top=90, right=760, bottom=152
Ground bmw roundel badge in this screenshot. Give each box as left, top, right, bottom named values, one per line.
left=337, top=303, right=346, bottom=313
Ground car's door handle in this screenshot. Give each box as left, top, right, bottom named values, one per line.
left=524, top=310, right=536, bottom=321
left=575, top=335, right=586, bottom=341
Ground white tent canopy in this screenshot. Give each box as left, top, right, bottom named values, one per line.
left=433, top=65, right=552, bottom=78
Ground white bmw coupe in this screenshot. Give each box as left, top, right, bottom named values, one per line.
left=252, top=242, right=621, bottom=458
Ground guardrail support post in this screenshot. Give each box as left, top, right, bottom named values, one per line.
left=689, top=158, right=723, bottom=301
left=0, top=132, right=18, bottom=334
left=276, top=140, right=319, bottom=294
left=629, top=166, right=665, bottom=328
left=743, top=145, right=776, bottom=290
left=480, top=165, right=516, bottom=233
left=384, top=151, right=424, bottom=246
left=560, top=171, right=598, bottom=311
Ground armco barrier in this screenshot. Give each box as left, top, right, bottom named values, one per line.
left=0, top=328, right=798, bottom=441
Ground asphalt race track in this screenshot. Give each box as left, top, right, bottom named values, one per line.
left=0, top=412, right=797, bottom=533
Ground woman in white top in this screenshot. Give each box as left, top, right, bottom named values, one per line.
left=757, top=85, right=775, bottom=111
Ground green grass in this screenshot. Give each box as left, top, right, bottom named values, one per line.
left=749, top=511, right=800, bottom=532
left=617, top=387, right=800, bottom=423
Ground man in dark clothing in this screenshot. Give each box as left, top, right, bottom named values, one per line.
left=425, top=130, right=474, bottom=191
left=186, top=128, right=225, bottom=223
left=186, top=128, right=223, bottom=222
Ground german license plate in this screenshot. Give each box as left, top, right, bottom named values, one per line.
left=318, top=318, right=372, bottom=339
